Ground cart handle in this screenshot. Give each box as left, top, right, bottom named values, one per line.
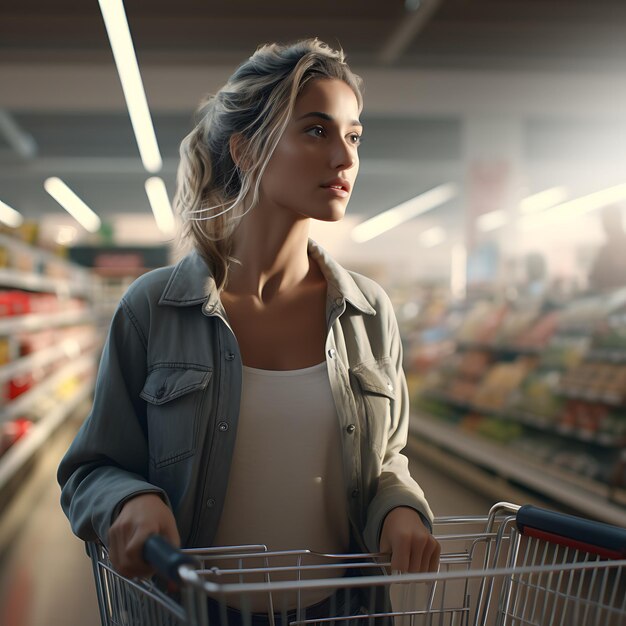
left=516, top=505, right=626, bottom=559
left=143, top=535, right=200, bottom=582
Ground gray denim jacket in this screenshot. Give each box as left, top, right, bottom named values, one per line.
left=58, top=239, right=433, bottom=553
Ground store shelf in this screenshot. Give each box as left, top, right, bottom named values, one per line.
left=557, top=387, right=624, bottom=406
left=586, top=349, right=626, bottom=363
left=0, top=268, right=92, bottom=299
left=0, top=331, right=97, bottom=384
left=457, top=341, right=541, bottom=356
left=0, top=354, right=98, bottom=425
left=508, top=408, right=625, bottom=447
left=421, top=391, right=625, bottom=448
left=0, top=233, right=88, bottom=274
left=0, top=309, right=96, bottom=335
left=0, top=235, right=102, bottom=515
left=0, top=377, right=95, bottom=493
left=410, top=413, right=626, bottom=527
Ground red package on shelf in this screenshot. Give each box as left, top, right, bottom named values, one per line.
left=0, top=291, right=31, bottom=317
left=0, top=417, right=32, bottom=455
left=8, top=373, right=34, bottom=399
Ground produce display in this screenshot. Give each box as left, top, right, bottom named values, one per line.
left=409, top=289, right=626, bottom=492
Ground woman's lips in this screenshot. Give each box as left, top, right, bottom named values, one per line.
left=321, top=185, right=349, bottom=198
left=320, top=178, right=351, bottom=198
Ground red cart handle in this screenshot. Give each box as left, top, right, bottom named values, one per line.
left=516, top=505, right=626, bottom=560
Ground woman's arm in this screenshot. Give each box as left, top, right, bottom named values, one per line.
left=57, top=299, right=171, bottom=546
left=363, top=295, right=440, bottom=572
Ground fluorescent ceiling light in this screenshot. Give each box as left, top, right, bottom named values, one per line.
left=98, top=0, right=162, bottom=173
left=477, top=210, right=507, bottom=232
left=520, top=183, right=626, bottom=232
left=0, top=199, right=24, bottom=228
left=145, top=177, right=175, bottom=235
left=419, top=226, right=447, bottom=248
left=519, top=186, right=569, bottom=214
left=351, top=183, right=457, bottom=243
left=44, top=177, right=101, bottom=233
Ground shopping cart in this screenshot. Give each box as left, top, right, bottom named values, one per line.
left=87, top=502, right=626, bottom=626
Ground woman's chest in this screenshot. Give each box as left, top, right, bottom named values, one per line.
left=221, top=288, right=328, bottom=370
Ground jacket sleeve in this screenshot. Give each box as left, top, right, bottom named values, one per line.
left=363, top=300, right=434, bottom=552
left=57, top=298, right=169, bottom=545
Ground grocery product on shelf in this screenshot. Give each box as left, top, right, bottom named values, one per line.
left=410, top=287, right=626, bottom=502
left=0, top=417, right=32, bottom=456
left=0, top=234, right=101, bottom=475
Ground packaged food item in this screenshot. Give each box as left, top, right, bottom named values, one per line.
left=457, top=350, right=491, bottom=379
left=0, top=337, right=11, bottom=365
left=472, top=357, right=537, bottom=411
left=494, top=309, right=538, bottom=346
left=516, top=311, right=560, bottom=348
left=0, top=417, right=32, bottom=456
left=512, top=370, right=563, bottom=420
left=16, top=221, right=39, bottom=246
left=8, top=372, right=34, bottom=399
left=0, top=291, right=31, bottom=317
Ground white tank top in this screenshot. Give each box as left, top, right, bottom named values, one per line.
left=211, top=361, right=350, bottom=611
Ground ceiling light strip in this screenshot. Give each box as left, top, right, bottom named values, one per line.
left=145, top=177, right=175, bottom=235
left=0, top=199, right=24, bottom=228
left=519, top=186, right=569, bottom=214
left=419, top=226, right=447, bottom=247
left=477, top=209, right=508, bottom=233
left=351, top=183, right=457, bottom=243
left=520, top=183, right=626, bottom=232
left=44, top=177, right=102, bottom=233
left=98, top=0, right=162, bottom=173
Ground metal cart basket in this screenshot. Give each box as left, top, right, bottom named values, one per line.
left=87, top=502, right=626, bottom=626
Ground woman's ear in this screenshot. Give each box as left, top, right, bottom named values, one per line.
left=229, top=133, right=250, bottom=171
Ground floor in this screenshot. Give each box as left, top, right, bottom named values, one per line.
left=0, top=416, right=496, bottom=626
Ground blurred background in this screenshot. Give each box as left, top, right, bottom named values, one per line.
left=0, top=1, right=625, bottom=624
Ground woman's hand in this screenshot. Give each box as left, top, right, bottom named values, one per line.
left=108, top=493, right=180, bottom=578
left=379, top=506, right=440, bottom=574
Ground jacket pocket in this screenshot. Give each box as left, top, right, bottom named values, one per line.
left=350, top=357, right=395, bottom=459
left=140, top=364, right=212, bottom=467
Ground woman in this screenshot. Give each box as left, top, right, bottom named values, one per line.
left=58, top=38, right=439, bottom=619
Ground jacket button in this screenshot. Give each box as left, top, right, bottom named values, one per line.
left=218, top=421, right=229, bottom=432
left=207, top=498, right=216, bottom=507
left=225, top=352, right=235, bottom=361
left=346, top=424, right=356, bottom=434
left=156, top=387, right=166, bottom=399
left=351, top=489, right=360, bottom=498
left=328, top=348, right=336, bottom=359
left=335, top=297, right=343, bottom=306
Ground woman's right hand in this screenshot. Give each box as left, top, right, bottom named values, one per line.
left=108, top=493, right=180, bottom=578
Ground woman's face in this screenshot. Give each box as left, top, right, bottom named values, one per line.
left=258, top=78, right=362, bottom=222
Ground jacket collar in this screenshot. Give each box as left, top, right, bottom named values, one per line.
left=159, top=239, right=376, bottom=316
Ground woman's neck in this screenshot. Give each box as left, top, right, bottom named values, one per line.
left=225, top=212, right=314, bottom=304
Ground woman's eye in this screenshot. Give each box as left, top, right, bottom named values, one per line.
left=306, top=126, right=325, bottom=138
left=349, top=133, right=362, bottom=146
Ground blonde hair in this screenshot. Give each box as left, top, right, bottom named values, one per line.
left=173, top=38, right=363, bottom=290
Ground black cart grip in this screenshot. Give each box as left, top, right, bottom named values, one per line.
left=142, top=535, right=199, bottom=582
left=516, top=505, right=626, bottom=559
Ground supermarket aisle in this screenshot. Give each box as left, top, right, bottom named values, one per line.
left=0, top=419, right=495, bottom=626
left=0, top=415, right=100, bottom=626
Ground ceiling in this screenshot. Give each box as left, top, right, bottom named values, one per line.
left=0, top=0, right=625, bottom=258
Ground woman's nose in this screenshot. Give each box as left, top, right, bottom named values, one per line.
left=331, top=140, right=357, bottom=171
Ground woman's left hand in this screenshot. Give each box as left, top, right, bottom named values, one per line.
left=379, top=506, right=441, bottom=574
